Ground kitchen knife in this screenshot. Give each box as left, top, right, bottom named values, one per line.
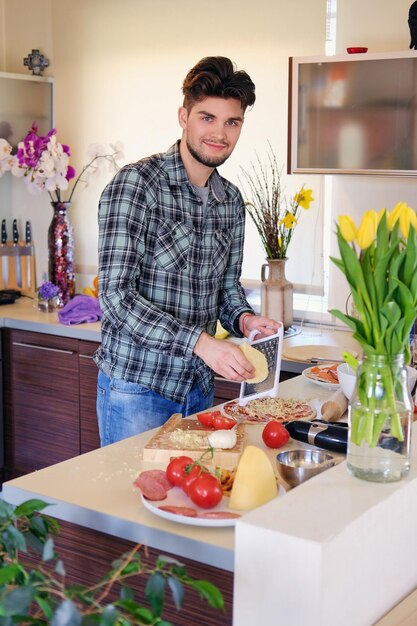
left=8, top=219, right=18, bottom=289
left=24, top=221, right=33, bottom=292
left=0, top=219, right=7, bottom=289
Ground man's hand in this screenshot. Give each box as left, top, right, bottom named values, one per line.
left=193, top=332, right=255, bottom=381
left=240, top=313, right=282, bottom=338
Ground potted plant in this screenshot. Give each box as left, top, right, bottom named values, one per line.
left=0, top=498, right=223, bottom=625
left=240, top=143, right=314, bottom=328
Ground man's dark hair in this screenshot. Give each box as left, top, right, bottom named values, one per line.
left=182, top=56, right=255, bottom=112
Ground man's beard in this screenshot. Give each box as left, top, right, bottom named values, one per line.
left=186, top=139, right=231, bottom=168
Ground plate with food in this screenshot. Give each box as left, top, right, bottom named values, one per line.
left=135, top=446, right=282, bottom=527
left=141, top=490, right=242, bottom=527
left=302, top=363, right=340, bottom=389
left=221, top=396, right=317, bottom=423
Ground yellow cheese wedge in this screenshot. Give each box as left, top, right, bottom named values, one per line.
left=229, top=445, right=278, bottom=511
left=240, top=343, right=268, bottom=383
left=215, top=320, right=229, bottom=340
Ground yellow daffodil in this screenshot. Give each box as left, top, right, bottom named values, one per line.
left=338, top=215, right=357, bottom=242
left=355, top=210, right=378, bottom=249
left=294, top=188, right=314, bottom=209
left=280, top=213, right=297, bottom=229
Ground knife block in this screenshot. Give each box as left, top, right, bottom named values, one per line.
left=0, top=241, right=36, bottom=297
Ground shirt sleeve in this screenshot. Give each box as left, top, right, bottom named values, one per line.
left=217, top=192, right=255, bottom=336
left=98, top=166, right=202, bottom=359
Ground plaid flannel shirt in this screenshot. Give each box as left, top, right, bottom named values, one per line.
left=94, top=141, right=253, bottom=403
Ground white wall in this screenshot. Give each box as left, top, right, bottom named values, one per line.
left=0, top=0, right=326, bottom=291
left=0, top=0, right=415, bottom=317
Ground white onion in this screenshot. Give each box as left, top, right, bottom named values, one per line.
left=208, top=429, right=237, bottom=449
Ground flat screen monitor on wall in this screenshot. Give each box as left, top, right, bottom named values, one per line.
left=288, top=51, right=417, bottom=176
left=0, top=72, right=54, bottom=151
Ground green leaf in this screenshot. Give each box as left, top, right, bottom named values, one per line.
left=156, top=555, right=185, bottom=569
left=0, top=565, right=20, bottom=585
left=3, top=585, right=35, bottom=616
left=42, top=537, right=55, bottom=562
left=186, top=580, right=224, bottom=609
left=50, top=599, right=82, bottom=625
left=35, top=595, right=55, bottom=621
left=0, top=500, right=14, bottom=523
left=97, top=604, right=120, bottom=625
left=114, top=600, right=154, bottom=623
left=167, top=575, right=184, bottom=610
left=14, top=499, right=51, bottom=518
left=2, top=525, right=27, bottom=554
left=119, top=586, right=134, bottom=601
left=145, top=571, right=166, bottom=617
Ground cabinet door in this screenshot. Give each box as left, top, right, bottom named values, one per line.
left=4, top=329, right=80, bottom=479
left=79, top=341, right=101, bottom=453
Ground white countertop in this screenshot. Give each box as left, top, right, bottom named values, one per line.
left=3, top=374, right=417, bottom=625
left=0, top=296, right=101, bottom=341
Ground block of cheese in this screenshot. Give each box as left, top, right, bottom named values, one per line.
left=229, top=445, right=278, bottom=511
left=239, top=343, right=268, bottom=383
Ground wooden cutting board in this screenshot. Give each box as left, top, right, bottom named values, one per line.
left=142, top=413, right=245, bottom=470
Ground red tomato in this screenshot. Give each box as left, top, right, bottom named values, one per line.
left=181, top=465, right=207, bottom=495
left=188, top=473, right=223, bottom=509
left=212, top=414, right=236, bottom=430
left=196, top=411, right=221, bottom=427
left=166, top=456, right=194, bottom=487
left=262, top=421, right=290, bottom=449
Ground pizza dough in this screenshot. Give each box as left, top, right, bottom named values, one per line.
left=240, top=343, right=268, bottom=383
left=222, top=397, right=316, bottom=424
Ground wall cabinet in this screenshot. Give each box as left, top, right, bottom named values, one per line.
left=3, top=330, right=100, bottom=480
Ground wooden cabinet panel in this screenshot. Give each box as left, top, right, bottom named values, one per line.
left=4, top=329, right=80, bottom=479
left=79, top=341, right=100, bottom=454
left=30, top=519, right=234, bottom=626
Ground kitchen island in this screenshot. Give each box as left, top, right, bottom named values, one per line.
left=3, top=373, right=417, bottom=626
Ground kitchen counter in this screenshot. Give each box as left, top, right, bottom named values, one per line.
left=0, top=297, right=361, bottom=371
left=0, top=296, right=101, bottom=341
left=3, top=374, right=417, bottom=626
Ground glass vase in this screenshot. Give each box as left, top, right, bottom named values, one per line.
left=260, top=258, right=293, bottom=329
left=48, top=202, right=75, bottom=305
left=347, top=353, right=412, bottom=482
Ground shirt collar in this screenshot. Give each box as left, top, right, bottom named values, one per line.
left=163, top=141, right=226, bottom=203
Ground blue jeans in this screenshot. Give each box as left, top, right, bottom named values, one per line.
left=96, top=370, right=214, bottom=446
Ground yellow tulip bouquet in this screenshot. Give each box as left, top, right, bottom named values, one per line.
left=240, top=145, right=314, bottom=259
left=329, top=202, right=417, bottom=453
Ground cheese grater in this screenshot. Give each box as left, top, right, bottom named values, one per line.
left=239, top=326, right=284, bottom=406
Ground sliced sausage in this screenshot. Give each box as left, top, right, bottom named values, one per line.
left=158, top=505, right=197, bottom=517
left=134, top=469, right=173, bottom=501
left=198, top=511, right=241, bottom=519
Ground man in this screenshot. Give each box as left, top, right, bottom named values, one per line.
left=95, top=56, right=280, bottom=445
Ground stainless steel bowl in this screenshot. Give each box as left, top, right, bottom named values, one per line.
left=276, top=449, right=335, bottom=487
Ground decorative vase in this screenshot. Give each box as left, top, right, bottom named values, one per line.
left=37, top=297, right=59, bottom=312
left=260, top=258, right=293, bottom=329
left=48, top=202, right=75, bottom=305
left=347, top=352, right=412, bottom=482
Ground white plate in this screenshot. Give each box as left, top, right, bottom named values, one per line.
left=141, top=488, right=242, bottom=527
left=302, top=364, right=340, bottom=390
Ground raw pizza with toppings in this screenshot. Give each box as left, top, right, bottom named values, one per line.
left=221, top=397, right=316, bottom=424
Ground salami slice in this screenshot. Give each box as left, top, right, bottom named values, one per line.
left=198, top=511, right=241, bottom=519
left=158, top=505, right=197, bottom=517
left=133, top=469, right=173, bottom=501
